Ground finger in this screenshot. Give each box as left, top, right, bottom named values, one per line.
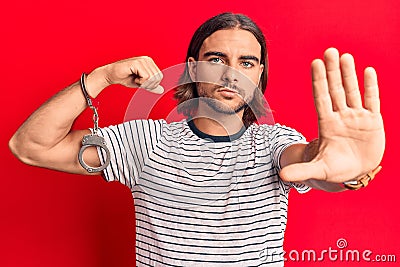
left=311, top=59, right=333, bottom=118
left=129, top=64, right=148, bottom=87
left=143, top=57, right=163, bottom=88
left=135, top=61, right=155, bottom=88
left=147, top=66, right=164, bottom=90
left=143, top=73, right=163, bottom=91
left=324, top=48, right=347, bottom=110
left=364, top=67, right=380, bottom=113
left=140, top=59, right=163, bottom=90
left=279, top=160, right=326, bottom=182
left=135, top=58, right=164, bottom=94
left=340, top=53, right=362, bottom=108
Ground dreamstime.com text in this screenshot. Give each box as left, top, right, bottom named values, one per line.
left=259, top=238, right=397, bottom=263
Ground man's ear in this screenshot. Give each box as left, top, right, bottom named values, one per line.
left=259, top=64, right=264, bottom=82
left=187, top=57, right=197, bottom=81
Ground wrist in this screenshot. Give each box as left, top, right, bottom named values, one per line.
left=86, top=67, right=111, bottom=98
left=343, top=166, right=382, bottom=190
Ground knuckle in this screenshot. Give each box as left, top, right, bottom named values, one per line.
left=142, top=73, right=150, bottom=80
left=141, top=56, right=152, bottom=62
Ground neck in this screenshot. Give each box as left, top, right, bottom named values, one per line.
left=192, top=103, right=245, bottom=136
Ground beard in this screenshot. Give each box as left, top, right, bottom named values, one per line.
left=196, top=83, right=251, bottom=114
left=200, top=97, right=247, bottom=114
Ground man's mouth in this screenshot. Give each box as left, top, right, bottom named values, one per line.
left=217, top=87, right=241, bottom=98
left=218, top=87, right=238, bottom=93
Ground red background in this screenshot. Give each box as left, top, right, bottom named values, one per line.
left=1, top=1, right=399, bottom=266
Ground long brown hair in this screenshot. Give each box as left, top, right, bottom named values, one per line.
left=174, top=12, right=268, bottom=127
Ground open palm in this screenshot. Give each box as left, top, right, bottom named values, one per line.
left=281, top=48, right=385, bottom=183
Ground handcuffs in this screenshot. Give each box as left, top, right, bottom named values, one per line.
left=78, top=73, right=111, bottom=173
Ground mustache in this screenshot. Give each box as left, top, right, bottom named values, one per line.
left=212, top=82, right=244, bottom=95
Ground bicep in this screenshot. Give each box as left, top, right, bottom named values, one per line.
left=36, top=129, right=102, bottom=175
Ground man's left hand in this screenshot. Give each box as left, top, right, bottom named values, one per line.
left=280, top=48, right=385, bottom=184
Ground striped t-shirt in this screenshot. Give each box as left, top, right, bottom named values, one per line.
left=96, top=119, right=310, bottom=266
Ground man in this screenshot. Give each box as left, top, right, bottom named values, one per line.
left=9, top=13, right=384, bottom=266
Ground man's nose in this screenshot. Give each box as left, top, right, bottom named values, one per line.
left=221, top=65, right=239, bottom=84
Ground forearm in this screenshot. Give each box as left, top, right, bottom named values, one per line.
left=9, top=67, right=109, bottom=164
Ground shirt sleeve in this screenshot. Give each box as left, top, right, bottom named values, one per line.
left=95, top=119, right=165, bottom=190
left=268, top=123, right=311, bottom=194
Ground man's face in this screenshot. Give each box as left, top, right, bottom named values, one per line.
left=188, top=28, right=264, bottom=115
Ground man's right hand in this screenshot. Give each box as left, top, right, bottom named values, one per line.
left=88, top=56, right=164, bottom=97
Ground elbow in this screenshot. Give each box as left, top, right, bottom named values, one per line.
left=9, top=134, right=20, bottom=159
left=9, top=134, right=39, bottom=166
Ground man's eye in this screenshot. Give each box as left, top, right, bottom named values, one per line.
left=242, top=61, right=254, bottom=68
left=210, top=58, right=223, bottom=64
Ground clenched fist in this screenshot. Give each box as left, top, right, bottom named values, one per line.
left=87, top=56, right=164, bottom=97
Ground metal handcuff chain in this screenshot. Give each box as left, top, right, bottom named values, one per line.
left=78, top=73, right=111, bottom=173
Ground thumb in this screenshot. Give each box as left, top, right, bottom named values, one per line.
left=279, top=161, right=327, bottom=182
left=143, top=85, right=164, bottom=94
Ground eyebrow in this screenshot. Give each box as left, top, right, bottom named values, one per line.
left=203, top=51, right=260, bottom=63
